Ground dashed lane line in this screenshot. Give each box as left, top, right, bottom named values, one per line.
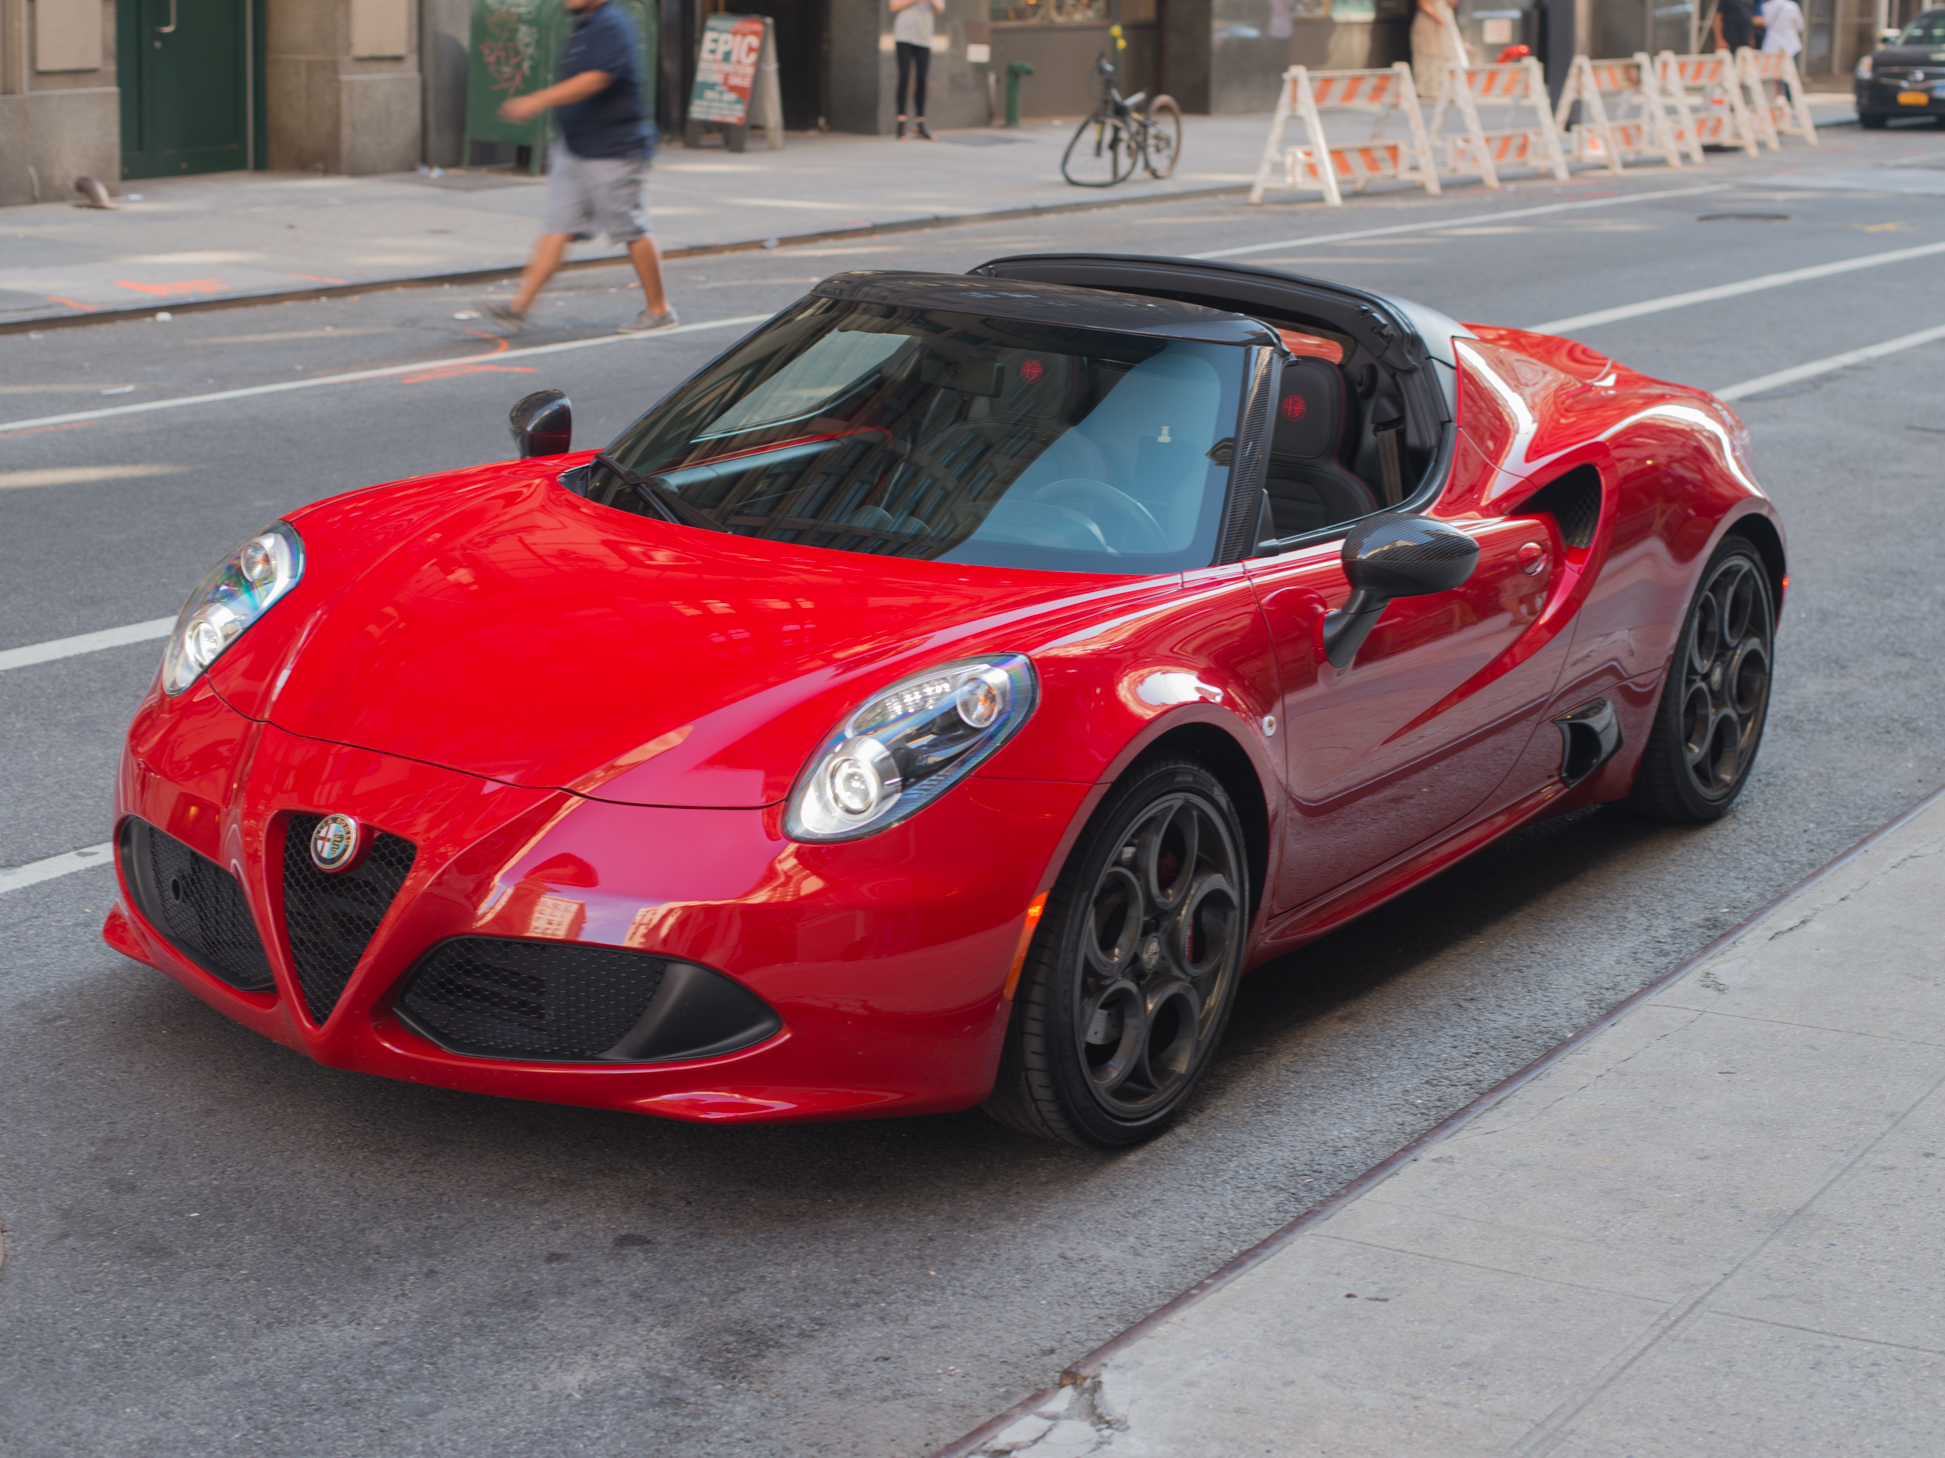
left=0, top=313, right=774, bottom=437
left=1531, top=239, right=1945, bottom=333
left=0, top=842, right=114, bottom=896
left=1715, top=322, right=1945, bottom=400
left=0, top=617, right=175, bottom=673
left=1190, top=184, right=1730, bottom=260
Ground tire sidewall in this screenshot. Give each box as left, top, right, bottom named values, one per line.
left=1654, top=539, right=1775, bottom=819
left=1034, top=760, right=1247, bottom=1146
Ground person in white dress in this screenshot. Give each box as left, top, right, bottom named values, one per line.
left=1760, top=0, right=1806, bottom=99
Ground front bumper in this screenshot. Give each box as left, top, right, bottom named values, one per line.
left=109, top=681, right=1089, bottom=1122
left=1857, top=77, right=1945, bottom=114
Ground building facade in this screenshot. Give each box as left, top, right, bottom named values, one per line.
left=0, top=0, right=1921, bottom=206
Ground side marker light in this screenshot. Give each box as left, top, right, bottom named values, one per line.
left=1003, top=892, right=1050, bottom=1001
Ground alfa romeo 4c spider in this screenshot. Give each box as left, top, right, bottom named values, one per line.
left=108, top=254, right=1786, bottom=1148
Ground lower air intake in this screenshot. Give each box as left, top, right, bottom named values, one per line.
left=394, top=938, right=782, bottom=1063
left=119, top=819, right=275, bottom=992
left=282, top=814, right=417, bottom=1026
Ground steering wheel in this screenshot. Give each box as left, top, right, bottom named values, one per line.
left=1035, top=479, right=1171, bottom=554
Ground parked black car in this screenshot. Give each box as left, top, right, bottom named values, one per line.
left=1856, top=8, right=1945, bottom=127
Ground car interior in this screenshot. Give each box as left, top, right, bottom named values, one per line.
left=971, top=254, right=1459, bottom=553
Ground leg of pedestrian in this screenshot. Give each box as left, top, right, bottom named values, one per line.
left=618, top=234, right=677, bottom=333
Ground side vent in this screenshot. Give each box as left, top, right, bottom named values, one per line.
left=1555, top=698, right=1623, bottom=786
left=1516, top=466, right=1602, bottom=549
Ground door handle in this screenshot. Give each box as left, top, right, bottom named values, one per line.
left=157, top=0, right=178, bottom=33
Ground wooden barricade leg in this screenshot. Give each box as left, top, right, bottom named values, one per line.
left=1656, top=51, right=1707, bottom=163
left=1295, top=70, right=1343, bottom=207
left=1251, top=67, right=1300, bottom=204
left=1633, top=52, right=1686, bottom=167
left=1563, top=56, right=1628, bottom=174
left=1779, top=51, right=1820, bottom=144
left=1736, top=48, right=1782, bottom=149
left=1522, top=57, right=1572, bottom=179
left=1396, top=63, right=1443, bottom=195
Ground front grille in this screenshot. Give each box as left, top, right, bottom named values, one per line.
left=396, top=939, right=669, bottom=1059
left=120, top=819, right=275, bottom=992
left=282, top=814, right=417, bottom=1025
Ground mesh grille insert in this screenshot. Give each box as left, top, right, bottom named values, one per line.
left=122, top=820, right=275, bottom=992
left=1517, top=467, right=1603, bottom=550
left=282, top=814, right=417, bottom=1026
left=395, top=939, right=669, bottom=1060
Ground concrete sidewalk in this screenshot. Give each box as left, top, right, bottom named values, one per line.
left=0, top=95, right=1861, bottom=332
left=952, top=788, right=1945, bottom=1457
left=0, top=116, right=1269, bottom=329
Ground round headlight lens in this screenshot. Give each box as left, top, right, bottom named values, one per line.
left=162, top=521, right=305, bottom=696
left=787, top=656, right=1037, bottom=842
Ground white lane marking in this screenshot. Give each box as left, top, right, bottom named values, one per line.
left=0, top=842, right=115, bottom=896
left=1532, top=239, right=1945, bottom=333
left=0, top=464, right=187, bottom=491
left=1190, top=184, right=1730, bottom=260
left=0, top=617, right=175, bottom=673
left=1716, top=322, right=1945, bottom=400
left=0, top=313, right=774, bottom=437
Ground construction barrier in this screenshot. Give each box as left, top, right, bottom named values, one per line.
left=1249, top=64, right=1441, bottom=207
left=1739, top=47, right=1820, bottom=147
left=1430, top=53, right=1570, bottom=185
left=1655, top=52, right=1761, bottom=158
left=1552, top=54, right=1689, bottom=172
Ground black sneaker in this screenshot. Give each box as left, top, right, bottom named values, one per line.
left=478, top=299, right=527, bottom=333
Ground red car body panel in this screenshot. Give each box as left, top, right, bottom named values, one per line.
left=106, top=289, right=1785, bottom=1124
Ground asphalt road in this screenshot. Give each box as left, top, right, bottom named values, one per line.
left=4, top=126, right=1945, bottom=1457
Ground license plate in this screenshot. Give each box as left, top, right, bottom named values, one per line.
left=1898, top=90, right=1930, bottom=105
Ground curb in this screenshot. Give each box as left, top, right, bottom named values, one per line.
left=926, top=781, right=1945, bottom=1458
left=0, top=182, right=1250, bottom=338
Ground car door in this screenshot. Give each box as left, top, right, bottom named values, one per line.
left=1247, top=499, right=1571, bottom=913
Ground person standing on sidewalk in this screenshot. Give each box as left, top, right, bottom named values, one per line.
left=1714, top=0, right=1756, bottom=52
left=891, top=0, right=944, bottom=140
left=481, top=0, right=675, bottom=335
left=1410, top=0, right=1464, bottom=101
left=1760, top=0, right=1806, bottom=97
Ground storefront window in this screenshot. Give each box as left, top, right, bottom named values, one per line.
left=990, top=0, right=1110, bottom=22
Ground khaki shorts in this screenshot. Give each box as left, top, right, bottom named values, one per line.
left=543, top=140, right=651, bottom=245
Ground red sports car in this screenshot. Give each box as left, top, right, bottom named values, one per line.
left=107, top=255, right=1785, bottom=1148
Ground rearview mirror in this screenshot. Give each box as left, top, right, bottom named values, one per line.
left=1322, top=513, right=1480, bottom=669
left=509, top=389, right=572, bottom=458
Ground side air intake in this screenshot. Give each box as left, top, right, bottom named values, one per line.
left=1516, top=467, right=1602, bottom=549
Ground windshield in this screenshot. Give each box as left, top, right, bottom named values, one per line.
left=1897, top=10, right=1945, bottom=42
left=582, top=295, right=1247, bottom=574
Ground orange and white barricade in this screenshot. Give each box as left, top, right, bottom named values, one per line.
left=1249, top=64, right=1441, bottom=207
left=1654, top=52, right=1761, bottom=157
left=1431, top=54, right=1571, bottom=184
left=1739, top=47, right=1819, bottom=146
left=1552, top=54, right=1689, bottom=171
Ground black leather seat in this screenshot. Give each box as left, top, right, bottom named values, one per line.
left=1264, top=358, right=1377, bottom=537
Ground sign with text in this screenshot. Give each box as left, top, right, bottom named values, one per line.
left=688, top=14, right=765, bottom=124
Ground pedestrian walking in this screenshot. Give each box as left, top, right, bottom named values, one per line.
left=1760, top=0, right=1806, bottom=97
left=480, top=0, right=675, bottom=335
left=891, top=0, right=944, bottom=140
left=1410, top=0, right=1468, bottom=101
left=1714, top=0, right=1756, bottom=52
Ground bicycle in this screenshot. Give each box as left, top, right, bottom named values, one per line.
left=1060, top=53, right=1183, bottom=188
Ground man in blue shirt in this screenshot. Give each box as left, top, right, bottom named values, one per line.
left=481, top=0, right=676, bottom=335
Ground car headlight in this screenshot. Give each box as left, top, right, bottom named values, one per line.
left=1856, top=55, right=1874, bottom=79
left=786, top=655, right=1038, bottom=841
left=161, top=521, right=305, bottom=696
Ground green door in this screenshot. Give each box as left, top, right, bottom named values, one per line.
left=119, top=0, right=252, bottom=177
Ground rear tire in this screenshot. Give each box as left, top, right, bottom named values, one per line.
left=984, top=758, right=1248, bottom=1148
left=1143, top=96, right=1184, bottom=177
left=1627, top=538, right=1775, bottom=823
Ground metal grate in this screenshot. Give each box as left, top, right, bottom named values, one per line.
left=281, top=813, right=417, bottom=1026
left=121, top=820, right=275, bottom=992
left=1517, top=467, right=1602, bottom=550
left=395, top=939, right=669, bottom=1060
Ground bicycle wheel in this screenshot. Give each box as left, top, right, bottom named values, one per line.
left=1142, top=95, right=1183, bottom=178
left=1062, top=113, right=1136, bottom=187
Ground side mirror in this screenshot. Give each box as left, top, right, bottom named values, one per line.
left=1322, top=513, right=1479, bottom=669
left=509, top=389, right=571, bottom=458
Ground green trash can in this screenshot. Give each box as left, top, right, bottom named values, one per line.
left=462, top=0, right=658, bottom=174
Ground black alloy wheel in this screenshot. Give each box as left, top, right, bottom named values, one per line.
left=986, top=758, right=1249, bottom=1148
left=1628, top=539, right=1775, bottom=822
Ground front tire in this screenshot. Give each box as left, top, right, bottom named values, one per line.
left=1062, top=114, right=1137, bottom=187
left=985, top=758, right=1249, bottom=1148
left=1143, top=96, right=1184, bottom=177
left=1627, top=538, right=1775, bottom=822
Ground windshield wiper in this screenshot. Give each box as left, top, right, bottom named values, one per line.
left=593, top=451, right=723, bottom=532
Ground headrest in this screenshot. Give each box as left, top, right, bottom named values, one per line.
left=1270, top=358, right=1345, bottom=462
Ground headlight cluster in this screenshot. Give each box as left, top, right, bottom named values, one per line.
left=162, top=521, right=305, bottom=696
left=786, top=655, right=1037, bottom=841
left=1856, top=55, right=1874, bottom=79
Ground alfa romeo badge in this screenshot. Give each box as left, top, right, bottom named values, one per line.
left=309, top=813, right=363, bottom=873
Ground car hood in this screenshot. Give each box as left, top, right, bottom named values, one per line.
left=207, top=462, right=1160, bottom=807
left=1872, top=44, right=1945, bottom=65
